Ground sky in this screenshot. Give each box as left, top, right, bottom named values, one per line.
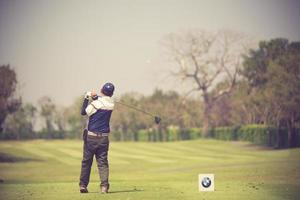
left=0, top=0, right=300, bottom=106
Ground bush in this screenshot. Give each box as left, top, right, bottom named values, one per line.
left=214, top=127, right=238, bottom=141
left=137, top=129, right=148, bottom=142
left=167, top=126, right=180, bottom=141
left=179, top=128, right=190, bottom=140
left=0, top=131, right=18, bottom=140
left=236, top=125, right=275, bottom=146
left=189, top=128, right=202, bottom=139
left=134, top=127, right=202, bottom=142
left=111, top=131, right=122, bottom=141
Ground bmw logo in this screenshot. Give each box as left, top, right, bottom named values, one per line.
left=201, top=177, right=212, bottom=188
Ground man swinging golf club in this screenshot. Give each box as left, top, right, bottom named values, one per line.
left=79, top=82, right=115, bottom=194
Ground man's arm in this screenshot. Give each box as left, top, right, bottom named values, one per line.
left=81, top=91, right=98, bottom=116
left=85, top=102, right=98, bottom=116
left=81, top=92, right=93, bottom=115
left=81, top=98, right=89, bottom=116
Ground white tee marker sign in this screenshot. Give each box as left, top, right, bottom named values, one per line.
left=199, top=174, right=215, bottom=192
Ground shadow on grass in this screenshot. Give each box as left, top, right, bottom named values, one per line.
left=0, top=152, right=42, bottom=163
left=88, top=189, right=144, bottom=194
left=109, top=189, right=144, bottom=194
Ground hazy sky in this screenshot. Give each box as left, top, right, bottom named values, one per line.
left=1, top=0, right=300, bottom=106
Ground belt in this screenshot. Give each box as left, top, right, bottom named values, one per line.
left=87, top=131, right=109, bottom=137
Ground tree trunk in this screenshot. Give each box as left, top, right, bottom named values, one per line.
left=121, top=125, right=127, bottom=141
left=287, top=118, right=295, bottom=148
left=202, top=95, right=213, bottom=137
left=275, top=119, right=281, bottom=148
left=46, top=119, right=53, bottom=139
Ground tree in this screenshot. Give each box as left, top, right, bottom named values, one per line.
left=162, top=30, right=250, bottom=136
left=38, top=96, right=56, bottom=138
left=242, top=39, right=300, bottom=147
left=112, top=92, right=151, bottom=141
left=0, top=65, right=21, bottom=132
left=53, top=106, right=68, bottom=134
left=3, top=103, right=37, bottom=139
left=111, top=90, right=203, bottom=141
left=64, top=97, right=87, bottom=138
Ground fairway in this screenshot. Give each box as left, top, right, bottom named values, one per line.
left=0, top=139, right=299, bottom=200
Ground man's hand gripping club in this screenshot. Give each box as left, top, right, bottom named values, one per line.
left=84, top=91, right=98, bottom=100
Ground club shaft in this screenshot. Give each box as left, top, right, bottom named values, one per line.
left=114, top=100, right=155, bottom=117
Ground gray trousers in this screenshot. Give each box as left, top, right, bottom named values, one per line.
left=79, top=135, right=109, bottom=188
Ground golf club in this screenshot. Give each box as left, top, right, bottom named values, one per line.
left=114, top=100, right=161, bottom=125
left=88, top=93, right=161, bottom=124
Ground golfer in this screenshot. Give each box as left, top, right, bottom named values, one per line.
left=79, top=82, right=115, bottom=193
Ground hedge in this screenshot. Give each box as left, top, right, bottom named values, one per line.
left=213, top=126, right=239, bottom=141
left=109, top=125, right=300, bottom=148
left=213, top=125, right=299, bottom=148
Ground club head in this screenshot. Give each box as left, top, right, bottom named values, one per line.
left=154, top=116, right=161, bottom=124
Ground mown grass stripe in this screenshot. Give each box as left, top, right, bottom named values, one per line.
left=110, top=151, right=175, bottom=163
left=17, top=143, right=77, bottom=165
left=110, top=142, right=242, bottom=164
left=115, top=143, right=231, bottom=160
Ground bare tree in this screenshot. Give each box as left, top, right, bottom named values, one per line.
left=162, top=30, right=251, bottom=136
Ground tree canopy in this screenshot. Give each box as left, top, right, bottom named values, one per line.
left=0, top=65, right=21, bottom=132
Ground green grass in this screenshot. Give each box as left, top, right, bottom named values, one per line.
left=0, top=139, right=299, bottom=200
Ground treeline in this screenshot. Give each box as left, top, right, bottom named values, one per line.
left=0, top=38, right=299, bottom=148
left=0, top=90, right=202, bottom=140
